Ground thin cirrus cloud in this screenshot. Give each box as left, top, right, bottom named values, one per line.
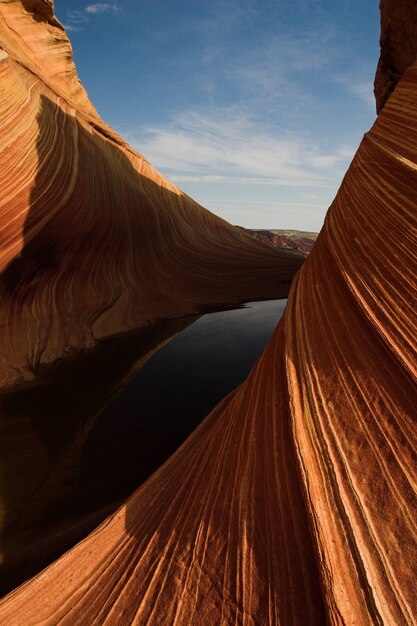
left=334, top=73, right=376, bottom=109
left=58, top=0, right=377, bottom=230
left=63, top=3, right=118, bottom=30
left=128, top=109, right=357, bottom=230
left=132, top=109, right=355, bottom=189
left=85, top=3, right=119, bottom=14
left=348, top=82, right=376, bottom=108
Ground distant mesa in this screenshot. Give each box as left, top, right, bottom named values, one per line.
left=239, top=227, right=318, bottom=256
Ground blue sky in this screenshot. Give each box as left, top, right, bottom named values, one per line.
left=55, top=1, right=380, bottom=231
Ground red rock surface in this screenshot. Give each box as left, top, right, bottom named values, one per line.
left=1, top=1, right=417, bottom=625
left=375, top=0, right=417, bottom=112
left=0, top=0, right=302, bottom=390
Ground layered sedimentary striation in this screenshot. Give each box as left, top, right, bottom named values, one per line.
left=1, top=0, right=417, bottom=625
left=0, top=0, right=302, bottom=390
left=0, top=322, right=328, bottom=625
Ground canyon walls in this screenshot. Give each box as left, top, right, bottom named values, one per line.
left=0, top=1, right=416, bottom=624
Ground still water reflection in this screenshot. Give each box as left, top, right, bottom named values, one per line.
left=78, top=299, right=287, bottom=509
left=0, top=299, right=286, bottom=594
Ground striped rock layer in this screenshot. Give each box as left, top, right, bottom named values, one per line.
left=0, top=0, right=302, bottom=390
left=0, top=1, right=417, bottom=626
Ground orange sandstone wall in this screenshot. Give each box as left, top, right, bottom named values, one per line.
left=0, top=0, right=301, bottom=389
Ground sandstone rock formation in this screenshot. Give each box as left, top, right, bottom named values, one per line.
left=0, top=0, right=302, bottom=391
left=0, top=1, right=416, bottom=625
left=375, top=0, right=417, bottom=112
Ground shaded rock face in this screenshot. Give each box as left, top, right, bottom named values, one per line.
left=375, top=0, right=417, bottom=112
left=0, top=1, right=416, bottom=625
left=20, top=0, right=54, bottom=19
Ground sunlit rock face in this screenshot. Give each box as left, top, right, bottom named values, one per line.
left=1, top=1, right=416, bottom=625
left=0, top=0, right=301, bottom=390
left=375, top=0, right=417, bottom=112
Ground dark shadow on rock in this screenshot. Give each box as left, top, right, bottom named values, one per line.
left=20, top=1, right=57, bottom=25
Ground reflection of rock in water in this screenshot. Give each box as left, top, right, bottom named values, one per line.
left=78, top=300, right=286, bottom=516
left=0, top=315, right=195, bottom=596
left=0, top=300, right=285, bottom=595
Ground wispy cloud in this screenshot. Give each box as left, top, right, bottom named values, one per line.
left=334, top=73, right=376, bottom=109
left=67, top=10, right=88, bottom=24
left=62, top=23, right=83, bottom=32
left=129, top=108, right=355, bottom=189
left=124, top=105, right=359, bottom=230
left=62, top=3, right=119, bottom=31
left=85, top=3, right=119, bottom=14
left=349, top=82, right=376, bottom=108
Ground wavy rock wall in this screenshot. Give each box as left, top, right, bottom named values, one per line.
left=1, top=61, right=416, bottom=622
left=0, top=0, right=301, bottom=390
left=0, top=1, right=416, bottom=625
